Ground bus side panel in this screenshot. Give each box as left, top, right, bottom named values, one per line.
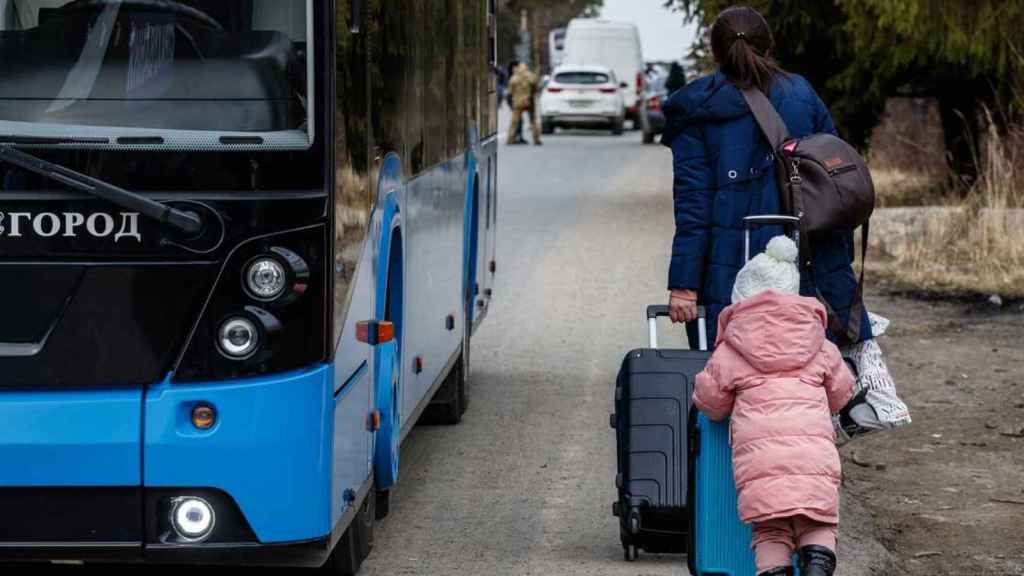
left=143, top=366, right=334, bottom=544
left=475, top=137, right=498, bottom=329
left=331, top=362, right=373, bottom=528
left=330, top=222, right=376, bottom=526
left=401, top=159, right=467, bottom=420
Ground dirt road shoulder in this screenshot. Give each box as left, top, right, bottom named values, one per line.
left=841, top=290, right=1024, bottom=576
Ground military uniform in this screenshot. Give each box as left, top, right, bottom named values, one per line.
left=507, top=66, right=541, bottom=145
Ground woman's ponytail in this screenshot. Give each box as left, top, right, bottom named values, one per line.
left=710, top=6, right=783, bottom=94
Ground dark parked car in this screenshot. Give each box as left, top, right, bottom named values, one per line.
left=641, top=72, right=668, bottom=144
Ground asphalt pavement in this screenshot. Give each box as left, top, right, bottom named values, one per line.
left=360, top=120, right=690, bottom=576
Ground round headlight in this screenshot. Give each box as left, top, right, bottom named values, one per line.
left=170, top=497, right=216, bottom=541
left=245, top=257, right=287, bottom=300
left=217, top=317, right=259, bottom=359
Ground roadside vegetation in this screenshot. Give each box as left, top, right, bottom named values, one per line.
left=870, top=121, right=1024, bottom=297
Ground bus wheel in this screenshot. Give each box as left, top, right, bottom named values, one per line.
left=375, top=488, right=391, bottom=520
left=321, top=492, right=374, bottom=575
left=418, top=348, right=465, bottom=425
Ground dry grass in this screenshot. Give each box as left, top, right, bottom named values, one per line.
left=871, top=167, right=951, bottom=207
left=869, top=121, right=1024, bottom=297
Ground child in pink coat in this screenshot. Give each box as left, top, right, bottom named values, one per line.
left=693, top=236, right=855, bottom=576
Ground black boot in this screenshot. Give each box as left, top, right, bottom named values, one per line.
left=799, top=545, right=837, bottom=576
left=758, top=567, right=793, bottom=576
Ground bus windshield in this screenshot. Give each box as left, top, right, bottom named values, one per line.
left=0, top=0, right=313, bottom=150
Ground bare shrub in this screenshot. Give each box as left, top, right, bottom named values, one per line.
left=868, top=98, right=948, bottom=207
left=870, top=116, right=1024, bottom=296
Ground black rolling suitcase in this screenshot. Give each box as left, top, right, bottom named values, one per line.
left=610, top=304, right=709, bottom=561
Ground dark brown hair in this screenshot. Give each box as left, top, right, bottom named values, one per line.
left=710, top=6, right=783, bottom=93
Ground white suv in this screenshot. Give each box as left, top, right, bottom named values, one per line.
left=539, top=65, right=626, bottom=136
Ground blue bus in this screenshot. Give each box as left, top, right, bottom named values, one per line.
left=0, top=0, right=498, bottom=572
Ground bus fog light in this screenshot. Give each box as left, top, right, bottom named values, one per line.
left=217, top=317, right=259, bottom=359
left=170, top=497, right=216, bottom=541
left=245, top=257, right=287, bottom=300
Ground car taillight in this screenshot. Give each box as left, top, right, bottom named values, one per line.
left=599, top=87, right=617, bottom=94
left=636, top=72, right=644, bottom=95
left=648, top=96, right=662, bottom=111
left=547, top=87, right=563, bottom=93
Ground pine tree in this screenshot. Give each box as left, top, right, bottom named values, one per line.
left=664, top=0, right=1024, bottom=187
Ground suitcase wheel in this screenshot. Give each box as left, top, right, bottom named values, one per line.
left=627, top=507, right=641, bottom=535
left=623, top=543, right=639, bottom=562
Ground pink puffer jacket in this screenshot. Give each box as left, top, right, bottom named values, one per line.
left=693, top=291, right=855, bottom=524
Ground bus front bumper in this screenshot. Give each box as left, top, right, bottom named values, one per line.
left=0, top=531, right=331, bottom=568
left=0, top=365, right=353, bottom=567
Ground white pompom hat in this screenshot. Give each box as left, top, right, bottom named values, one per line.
left=731, top=235, right=801, bottom=304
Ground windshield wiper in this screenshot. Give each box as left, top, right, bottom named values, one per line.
left=0, top=145, right=202, bottom=235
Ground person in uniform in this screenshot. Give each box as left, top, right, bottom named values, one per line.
left=507, top=63, right=542, bottom=146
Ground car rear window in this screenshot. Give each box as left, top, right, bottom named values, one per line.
left=554, top=72, right=610, bottom=85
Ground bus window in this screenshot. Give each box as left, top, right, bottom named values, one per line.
left=0, top=0, right=314, bottom=150
left=407, top=1, right=426, bottom=175
left=369, top=0, right=412, bottom=171
left=422, top=0, right=447, bottom=168
left=334, top=0, right=372, bottom=342
left=446, top=0, right=464, bottom=158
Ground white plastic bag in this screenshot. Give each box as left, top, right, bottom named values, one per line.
left=834, top=313, right=911, bottom=445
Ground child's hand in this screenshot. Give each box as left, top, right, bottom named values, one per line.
left=669, top=289, right=699, bottom=323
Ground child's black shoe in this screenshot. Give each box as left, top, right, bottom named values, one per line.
left=798, top=545, right=837, bottom=576
left=757, top=567, right=793, bottom=576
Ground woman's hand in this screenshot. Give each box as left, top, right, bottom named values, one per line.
left=669, top=289, right=699, bottom=323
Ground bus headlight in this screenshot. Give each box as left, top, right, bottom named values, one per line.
left=245, top=257, right=287, bottom=300
left=217, top=317, right=260, bottom=359
left=170, top=497, right=216, bottom=542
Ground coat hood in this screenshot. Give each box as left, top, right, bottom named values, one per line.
left=662, top=71, right=748, bottom=146
left=716, top=291, right=827, bottom=373
left=662, top=71, right=803, bottom=147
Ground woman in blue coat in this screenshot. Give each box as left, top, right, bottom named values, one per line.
left=662, top=6, right=872, bottom=348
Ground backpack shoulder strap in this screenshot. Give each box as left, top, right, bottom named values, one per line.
left=814, top=222, right=870, bottom=346
left=741, top=87, right=790, bottom=149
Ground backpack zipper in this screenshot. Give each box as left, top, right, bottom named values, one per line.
left=828, top=164, right=858, bottom=176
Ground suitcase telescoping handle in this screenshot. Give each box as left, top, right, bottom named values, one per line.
left=743, top=215, right=801, bottom=263
left=646, top=305, right=707, bottom=351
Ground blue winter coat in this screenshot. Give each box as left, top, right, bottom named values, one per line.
left=662, top=71, right=872, bottom=346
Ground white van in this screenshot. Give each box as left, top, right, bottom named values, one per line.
left=562, top=19, right=645, bottom=124
left=548, top=27, right=567, bottom=70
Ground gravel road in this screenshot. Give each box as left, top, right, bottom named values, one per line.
left=361, top=127, right=685, bottom=575
left=360, top=123, right=896, bottom=576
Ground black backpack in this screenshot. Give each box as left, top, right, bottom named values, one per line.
left=741, top=87, right=875, bottom=344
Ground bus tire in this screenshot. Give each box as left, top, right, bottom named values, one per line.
left=459, top=334, right=470, bottom=415
left=418, top=350, right=465, bottom=425
left=321, top=493, right=374, bottom=575
left=355, top=492, right=375, bottom=561
left=375, top=488, right=391, bottom=520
